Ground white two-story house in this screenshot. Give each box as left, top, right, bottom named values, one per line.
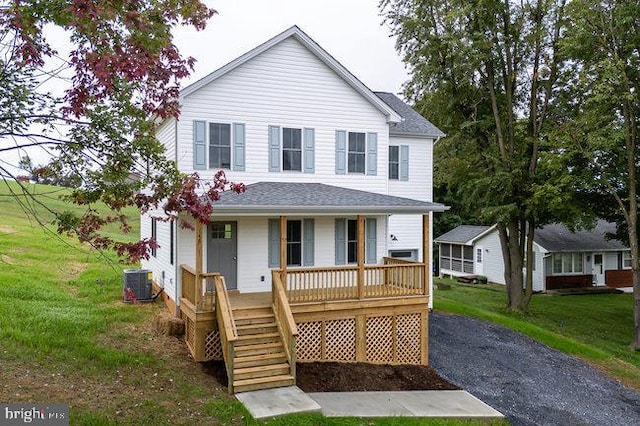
left=140, top=26, right=446, bottom=393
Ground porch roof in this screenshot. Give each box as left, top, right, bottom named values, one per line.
left=209, top=182, right=448, bottom=215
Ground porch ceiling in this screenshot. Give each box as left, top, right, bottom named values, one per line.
left=206, top=182, right=448, bottom=216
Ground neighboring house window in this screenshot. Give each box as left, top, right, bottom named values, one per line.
left=268, top=219, right=315, bottom=267
left=169, top=221, right=174, bottom=265
left=388, top=145, right=409, bottom=180
left=623, top=252, right=632, bottom=269
left=476, top=248, right=482, bottom=263
left=209, top=123, right=231, bottom=169
left=552, top=253, right=583, bottom=274
left=151, top=218, right=157, bottom=257
left=389, top=146, right=399, bottom=179
left=440, top=243, right=473, bottom=273
left=348, top=132, right=366, bottom=173
left=287, top=220, right=302, bottom=266
left=282, top=128, right=302, bottom=171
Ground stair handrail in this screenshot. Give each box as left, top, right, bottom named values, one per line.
left=214, top=275, right=237, bottom=393
left=271, top=270, right=298, bottom=381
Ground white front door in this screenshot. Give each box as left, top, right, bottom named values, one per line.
left=475, top=246, right=484, bottom=276
left=593, top=253, right=605, bottom=285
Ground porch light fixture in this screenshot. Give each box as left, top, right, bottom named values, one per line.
left=391, top=234, right=398, bottom=241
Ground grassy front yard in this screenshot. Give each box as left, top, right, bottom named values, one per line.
left=0, top=182, right=501, bottom=425
left=434, top=279, right=640, bottom=390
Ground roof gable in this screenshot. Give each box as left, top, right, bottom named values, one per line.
left=180, top=26, right=401, bottom=123
left=374, top=92, right=445, bottom=138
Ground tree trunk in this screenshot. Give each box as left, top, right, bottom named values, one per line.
left=632, top=268, right=640, bottom=350
left=498, top=217, right=525, bottom=311
left=520, top=220, right=535, bottom=311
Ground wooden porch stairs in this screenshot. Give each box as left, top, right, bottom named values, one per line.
left=231, top=305, right=294, bottom=393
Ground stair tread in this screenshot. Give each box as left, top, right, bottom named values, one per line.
left=235, top=332, right=280, bottom=341
left=234, top=342, right=283, bottom=352
left=233, top=374, right=294, bottom=386
left=234, top=352, right=286, bottom=362
left=236, top=322, right=277, bottom=329
left=234, top=363, right=290, bottom=374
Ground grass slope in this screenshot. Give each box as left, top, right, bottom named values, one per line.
left=0, top=181, right=501, bottom=425
left=434, top=279, right=640, bottom=390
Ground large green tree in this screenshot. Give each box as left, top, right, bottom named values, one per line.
left=0, top=1, right=243, bottom=260
left=381, top=0, right=575, bottom=310
left=555, top=0, right=640, bottom=349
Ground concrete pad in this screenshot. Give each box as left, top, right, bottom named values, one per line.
left=235, top=386, right=321, bottom=419
left=308, top=391, right=413, bottom=417
left=307, top=390, right=503, bottom=418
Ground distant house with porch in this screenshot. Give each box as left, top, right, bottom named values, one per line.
left=435, top=221, right=632, bottom=292
left=140, top=26, right=446, bottom=393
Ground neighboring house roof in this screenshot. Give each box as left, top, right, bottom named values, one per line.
left=435, top=225, right=495, bottom=244
left=534, top=220, right=627, bottom=252
left=208, top=182, right=448, bottom=215
left=374, top=92, right=445, bottom=138
left=180, top=26, right=402, bottom=124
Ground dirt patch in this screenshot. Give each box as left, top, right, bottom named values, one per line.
left=203, top=360, right=459, bottom=392
left=61, top=261, right=89, bottom=280
left=0, top=225, right=17, bottom=234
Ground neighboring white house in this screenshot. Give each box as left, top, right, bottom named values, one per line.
left=435, top=221, right=632, bottom=292
left=141, top=26, right=446, bottom=313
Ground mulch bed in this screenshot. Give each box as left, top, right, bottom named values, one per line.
left=202, top=360, right=459, bottom=392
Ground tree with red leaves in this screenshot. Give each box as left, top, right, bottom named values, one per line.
left=0, top=1, right=244, bottom=261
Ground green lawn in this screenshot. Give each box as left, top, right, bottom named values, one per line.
left=434, top=278, right=640, bottom=390
left=0, top=181, right=501, bottom=425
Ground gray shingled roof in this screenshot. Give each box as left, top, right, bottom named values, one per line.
left=435, top=225, right=493, bottom=244
left=534, top=221, right=627, bottom=252
left=375, top=92, right=445, bottom=138
left=209, top=182, right=447, bottom=215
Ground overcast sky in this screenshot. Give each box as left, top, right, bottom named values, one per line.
left=174, top=0, right=410, bottom=94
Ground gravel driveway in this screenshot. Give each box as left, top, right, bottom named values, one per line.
left=430, top=312, right=640, bottom=426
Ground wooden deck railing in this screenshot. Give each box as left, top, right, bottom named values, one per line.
left=281, top=260, right=426, bottom=303
left=214, top=275, right=238, bottom=394
left=272, top=271, right=298, bottom=380
left=180, top=265, right=216, bottom=311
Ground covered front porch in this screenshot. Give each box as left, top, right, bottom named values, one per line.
left=176, top=182, right=445, bottom=393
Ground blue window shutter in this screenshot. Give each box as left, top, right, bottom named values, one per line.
left=269, top=125, right=281, bottom=172
left=335, top=130, right=346, bottom=175
left=335, top=218, right=346, bottom=265
left=193, top=120, right=206, bottom=170
left=232, top=123, right=245, bottom=171
left=366, top=132, right=378, bottom=176
left=303, top=219, right=315, bottom=266
left=400, top=145, right=409, bottom=181
left=366, top=218, right=377, bottom=264
left=268, top=219, right=280, bottom=268
left=303, top=128, right=315, bottom=174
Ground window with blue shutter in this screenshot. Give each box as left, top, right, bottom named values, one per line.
left=335, top=130, right=346, bottom=175
left=335, top=218, right=346, bottom=264
left=269, top=125, right=281, bottom=172
left=303, top=128, right=315, bottom=174
left=303, top=219, right=315, bottom=266
left=366, top=132, right=377, bottom=176
left=232, top=123, right=245, bottom=171
left=268, top=219, right=280, bottom=267
left=400, top=145, right=409, bottom=181
left=193, top=120, right=206, bottom=169
left=366, top=218, right=377, bottom=264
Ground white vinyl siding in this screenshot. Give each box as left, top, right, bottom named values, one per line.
left=177, top=37, right=390, bottom=193
left=474, top=231, right=506, bottom=285
left=140, top=210, right=177, bottom=301
left=156, top=118, right=176, bottom=163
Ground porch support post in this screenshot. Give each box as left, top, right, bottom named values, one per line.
left=280, top=216, right=287, bottom=282
left=357, top=215, right=365, bottom=299
left=195, top=220, right=203, bottom=307
left=422, top=214, right=430, bottom=296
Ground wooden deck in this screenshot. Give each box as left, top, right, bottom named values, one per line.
left=228, top=291, right=271, bottom=309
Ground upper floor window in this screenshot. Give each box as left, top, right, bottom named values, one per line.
left=209, top=123, right=231, bottom=169
left=193, top=120, right=245, bottom=172
left=282, top=128, right=302, bottom=171
left=389, top=146, right=399, bottom=179
left=348, top=132, right=366, bottom=174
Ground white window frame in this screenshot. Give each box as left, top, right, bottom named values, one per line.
left=440, top=243, right=473, bottom=273
left=552, top=253, right=584, bottom=274
left=347, top=132, right=366, bottom=174
left=208, top=122, right=232, bottom=170
left=623, top=251, right=632, bottom=269
left=282, top=127, right=303, bottom=172
left=389, top=145, right=399, bottom=180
